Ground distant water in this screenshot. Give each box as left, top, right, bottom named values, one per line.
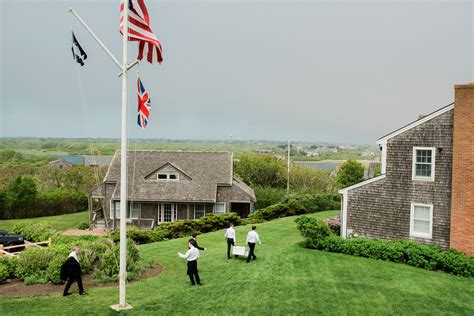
left=294, top=161, right=337, bottom=169
left=48, top=154, right=84, bottom=165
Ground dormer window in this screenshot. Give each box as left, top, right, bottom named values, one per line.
left=412, top=147, right=435, bottom=181
left=155, top=173, right=179, bottom=181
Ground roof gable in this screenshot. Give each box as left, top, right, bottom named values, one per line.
left=144, top=162, right=192, bottom=181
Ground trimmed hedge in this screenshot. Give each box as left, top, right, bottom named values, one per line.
left=295, top=216, right=474, bottom=277
left=249, top=193, right=340, bottom=223
left=110, top=212, right=242, bottom=244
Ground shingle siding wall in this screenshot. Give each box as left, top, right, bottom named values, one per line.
left=347, top=110, right=453, bottom=248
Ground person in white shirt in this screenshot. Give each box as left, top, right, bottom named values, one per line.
left=246, top=225, right=261, bottom=263
left=224, top=223, right=236, bottom=259
left=178, top=241, right=201, bottom=285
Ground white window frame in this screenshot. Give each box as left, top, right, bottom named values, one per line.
left=412, top=147, right=436, bottom=181
left=194, top=204, right=205, bottom=220
left=410, top=203, right=433, bottom=239
left=214, top=202, right=226, bottom=215
left=130, top=203, right=140, bottom=220
left=111, top=201, right=121, bottom=219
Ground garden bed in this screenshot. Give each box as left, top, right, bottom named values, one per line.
left=0, top=263, right=163, bottom=298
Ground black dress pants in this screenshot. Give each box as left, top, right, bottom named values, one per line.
left=247, top=242, right=256, bottom=262
left=187, top=260, right=201, bottom=285
left=227, top=238, right=235, bottom=258
left=64, top=275, right=84, bottom=294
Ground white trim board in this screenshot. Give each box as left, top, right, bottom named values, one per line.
left=376, top=103, right=454, bottom=144
left=338, top=174, right=386, bottom=194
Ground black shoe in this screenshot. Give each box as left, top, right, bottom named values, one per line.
left=63, top=292, right=71, bottom=297
left=197, top=283, right=202, bottom=286
left=191, top=283, right=196, bottom=286
left=227, top=257, right=231, bottom=259
left=79, top=292, right=87, bottom=295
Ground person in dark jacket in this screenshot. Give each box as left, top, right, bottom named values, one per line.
left=61, top=246, right=86, bottom=296
left=189, top=233, right=206, bottom=251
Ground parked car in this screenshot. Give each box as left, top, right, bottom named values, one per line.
left=0, top=230, right=25, bottom=252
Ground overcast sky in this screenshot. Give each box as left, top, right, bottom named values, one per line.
left=0, top=0, right=472, bottom=144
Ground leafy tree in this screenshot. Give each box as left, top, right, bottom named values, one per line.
left=8, top=176, right=38, bottom=217
left=234, top=155, right=286, bottom=188
left=337, top=160, right=364, bottom=188
left=373, top=165, right=381, bottom=177
left=289, top=166, right=336, bottom=195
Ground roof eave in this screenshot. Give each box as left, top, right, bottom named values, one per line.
left=338, top=174, right=386, bottom=194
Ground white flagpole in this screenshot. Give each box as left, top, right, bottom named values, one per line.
left=115, top=0, right=132, bottom=310
left=68, top=3, right=133, bottom=311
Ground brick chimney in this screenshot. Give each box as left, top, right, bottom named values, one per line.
left=450, top=84, right=474, bottom=255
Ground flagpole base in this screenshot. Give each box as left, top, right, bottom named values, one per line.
left=110, top=303, right=133, bottom=311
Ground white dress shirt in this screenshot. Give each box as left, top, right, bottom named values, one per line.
left=224, top=227, right=236, bottom=242
left=68, top=251, right=79, bottom=263
left=246, top=230, right=261, bottom=244
left=179, top=246, right=199, bottom=261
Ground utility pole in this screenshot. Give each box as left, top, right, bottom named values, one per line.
left=287, top=139, right=290, bottom=193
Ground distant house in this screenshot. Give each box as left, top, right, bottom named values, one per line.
left=48, top=159, right=73, bottom=170
left=84, top=155, right=114, bottom=167
left=89, top=151, right=256, bottom=230
left=339, top=83, right=474, bottom=256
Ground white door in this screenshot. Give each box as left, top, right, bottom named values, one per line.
left=158, top=203, right=176, bottom=223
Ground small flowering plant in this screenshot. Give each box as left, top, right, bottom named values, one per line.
left=325, top=216, right=341, bottom=235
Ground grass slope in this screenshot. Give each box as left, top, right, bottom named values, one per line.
left=0, top=211, right=88, bottom=232
left=0, top=211, right=473, bottom=315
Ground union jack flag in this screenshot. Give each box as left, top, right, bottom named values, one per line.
left=120, top=0, right=163, bottom=64
left=137, top=77, right=152, bottom=129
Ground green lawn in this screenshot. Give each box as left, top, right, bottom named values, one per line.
left=0, top=211, right=88, bottom=232
left=1, top=211, right=473, bottom=315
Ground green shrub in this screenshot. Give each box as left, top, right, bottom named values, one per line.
left=92, top=238, right=142, bottom=282
left=297, top=226, right=474, bottom=277
left=295, top=216, right=334, bottom=248
left=12, top=221, right=57, bottom=242
left=250, top=193, right=340, bottom=223
left=78, top=222, right=90, bottom=230
left=0, top=263, right=9, bottom=282
left=254, top=186, right=286, bottom=209
left=24, top=274, right=49, bottom=285
left=15, top=247, right=54, bottom=280
left=113, top=212, right=243, bottom=244
left=0, top=256, right=17, bottom=282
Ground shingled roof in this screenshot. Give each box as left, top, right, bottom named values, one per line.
left=105, top=151, right=234, bottom=202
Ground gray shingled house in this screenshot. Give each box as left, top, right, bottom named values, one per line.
left=338, top=83, right=474, bottom=256
left=89, top=151, right=256, bottom=230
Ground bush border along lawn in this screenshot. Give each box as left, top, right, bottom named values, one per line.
left=296, top=215, right=474, bottom=277
left=0, top=211, right=473, bottom=315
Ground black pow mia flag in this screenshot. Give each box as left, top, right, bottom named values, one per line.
left=71, top=31, right=87, bottom=66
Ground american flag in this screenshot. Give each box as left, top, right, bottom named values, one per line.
left=120, top=0, right=163, bottom=64
left=137, top=77, right=152, bottom=129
